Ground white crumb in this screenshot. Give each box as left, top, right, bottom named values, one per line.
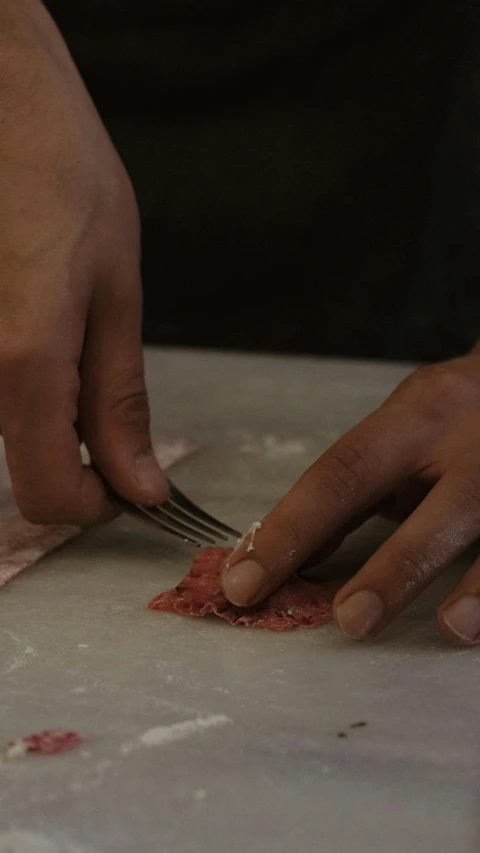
left=227, top=521, right=262, bottom=568
left=246, top=521, right=262, bottom=552
left=239, top=434, right=307, bottom=460
left=235, top=521, right=262, bottom=553
left=120, top=715, right=231, bottom=754
left=4, top=739, right=28, bottom=760
left=194, top=788, right=207, bottom=801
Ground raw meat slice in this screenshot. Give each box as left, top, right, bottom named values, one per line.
left=6, top=729, right=83, bottom=758
left=0, top=517, right=80, bottom=591
left=149, top=546, right=341, bottom=631
left=0, top=436, right=199, bottom=592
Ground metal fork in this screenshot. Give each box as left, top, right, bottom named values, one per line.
left=106, top=476, right=240, bottom=548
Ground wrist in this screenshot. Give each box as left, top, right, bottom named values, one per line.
left=0, top=0, right=36, bottom=40
left=0, top=1, right=41, bottom=70
left=0, top=1, right=59, bottom=69
left=0, top=1, right=66, bottom=120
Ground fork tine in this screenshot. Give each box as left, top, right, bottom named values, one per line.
left=140, top=505, right=217, bottom=545
left=93, top=461, right=239, bottom=547
left=108, top=492, right=204, bottom=547
left=161, top=500, right=229, bottom=542
left=166, top=478, right=241, bottom=538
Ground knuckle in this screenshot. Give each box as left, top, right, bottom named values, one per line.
left=18, top=489, right=83, bottom=526
left=17, top=495, right=58, bottom=526
left=410, top=364, right=455, bottom=406
left=109, top=160, right=141, bottom=245
left=280, top=514, right=305, bottom=557
left=17, top=475, right=105, bottom=527
left=404, top=362, right=480, bottom=420
left=450, top=469, right=480, bottom=520
left=0, top=339, right=62, bottom=381
left=0, top=339, right=41, bottom=372
left=392, top=545, right=433, bottom=586
left=106, top=372, right=150, bottom=431
left=319, top=443, right=374, bottom=503
left=266, top=509, right=305, bottom=563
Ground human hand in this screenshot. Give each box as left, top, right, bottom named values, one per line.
left=0, top=0, right=168, bottom=525
left=223, top=344, right=480, bottom=645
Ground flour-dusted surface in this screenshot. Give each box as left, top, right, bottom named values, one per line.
left=1, top=349, right=479, bottom=853
left=0, top=435, right=199, bottom=591
left=0, top=831, right=93, bottom=853
left=149, top=546, right=341, bottom=630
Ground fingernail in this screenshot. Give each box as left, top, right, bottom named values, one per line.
left=336, top=589, right=384, bottom=640
left=442, top=595, right=480, bottom=644
left=222, top=559, right=266, bottom=607
left=135, top=452, right=167, bottom=502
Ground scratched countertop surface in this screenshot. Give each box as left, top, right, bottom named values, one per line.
left=1, top=347, right=479, bottom=853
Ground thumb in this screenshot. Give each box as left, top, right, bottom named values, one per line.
left=79, top=272, right=168, bottom=506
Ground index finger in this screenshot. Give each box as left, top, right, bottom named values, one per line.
left=0, top=354, right=115, bottom=526
left=222, top=406, right=426, bottom=607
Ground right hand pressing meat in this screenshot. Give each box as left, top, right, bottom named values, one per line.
left=0, top=0, right=168, bottom=525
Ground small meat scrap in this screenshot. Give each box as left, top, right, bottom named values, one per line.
left=6, top=729, right=83, bottom=759
left=149, top=546, right=341, bottom=631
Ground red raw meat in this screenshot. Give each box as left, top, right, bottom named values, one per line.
left=149, top=546, right=341, bottom=631
left=9, top=729, right=83, bottom=756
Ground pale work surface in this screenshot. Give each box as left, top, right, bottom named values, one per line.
left=1, top=348, right=479, bottom=853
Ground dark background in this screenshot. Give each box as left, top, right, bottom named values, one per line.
left=46, top=0, right=479, bottom=362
